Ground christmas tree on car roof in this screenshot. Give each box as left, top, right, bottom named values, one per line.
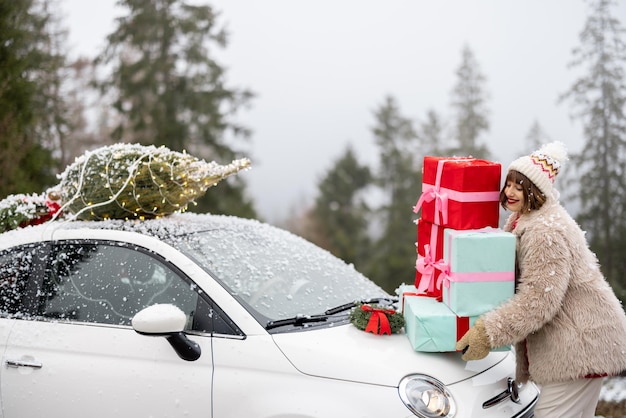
left=0, top=143, right=251, bottom=232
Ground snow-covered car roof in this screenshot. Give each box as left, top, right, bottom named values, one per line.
left=1, top=213, right=389, bottom=324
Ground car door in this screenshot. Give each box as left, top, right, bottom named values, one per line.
left=0, top=244, right=40, bottom=395
left=0, top=240, right=227, bottom=418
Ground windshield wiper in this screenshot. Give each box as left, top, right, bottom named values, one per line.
left=265, top=314, right=328, bottom=330
left=324, top=297, right=399, bottom=315
left=265, top=297, right=399, bottom=331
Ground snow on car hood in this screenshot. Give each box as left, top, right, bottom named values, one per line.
left=271, top=323, right=509, bottom=387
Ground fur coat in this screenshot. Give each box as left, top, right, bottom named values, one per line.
left=481, top=199, right=626, bottom=385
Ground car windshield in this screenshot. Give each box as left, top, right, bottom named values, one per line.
left=162, top=217, right=389, bottom=322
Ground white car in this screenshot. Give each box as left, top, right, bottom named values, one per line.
left=0, top=213, right=538, bottom=417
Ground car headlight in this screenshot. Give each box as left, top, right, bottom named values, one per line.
left=399, top=374, right=457, bottom=418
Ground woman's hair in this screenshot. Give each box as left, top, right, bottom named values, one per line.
left=499, top=170, right=547, bottom=212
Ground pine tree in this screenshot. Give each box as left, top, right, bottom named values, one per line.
left=449, top=45, right=491, bottom=159
left=301, top=146, right=373, bottom=268
left=95, top=0, right=255, bottom=217
left=561, top=0, right=626, bottom=296
left=61, top=58, right=117, bottom=169
left=365, top=96, right=422, bottom=293
left=0, top=0, right=66, bottom=198
left=418, top=109, right=447, bottom=156
left=523, top=120, right=550, bottom=155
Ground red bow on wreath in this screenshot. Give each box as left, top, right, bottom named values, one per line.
left=361, top=304, right=396, bottom=335
left=26, top=199, right=62, bottom=227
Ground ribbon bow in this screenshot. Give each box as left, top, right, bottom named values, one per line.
left=413, top=186, right=449, bottom=225
left=413, top=159, right=451, bottom=225
left=361, top=304, right=396, bottom=335
left=416, top=244, right=450, bottom=296
left=19, top=197, right=63, bottom=228
left=45, top=199, right=61, bottom=217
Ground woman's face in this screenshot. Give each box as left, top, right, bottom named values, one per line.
left=503, top=180, right=525, bottom=213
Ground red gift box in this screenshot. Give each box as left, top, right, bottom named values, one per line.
left=416, top=218, right=444, bottom=258
left=415, top=219, right=448, bottom=299
left=414, top=157, right=501, bottom=230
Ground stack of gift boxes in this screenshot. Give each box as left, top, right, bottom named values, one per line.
left=398, top=156, right=516, bottom=353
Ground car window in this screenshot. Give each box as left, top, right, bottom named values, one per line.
left=171, top=224, right=389, bottom=322
left=38, top=242, right=238, bottom=334
left=0, top=244, right=42, bottom=317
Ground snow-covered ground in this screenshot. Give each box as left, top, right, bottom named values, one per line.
left=595, top=376, right=626, bottom=418
left=599, top=376, right=626, bottom=402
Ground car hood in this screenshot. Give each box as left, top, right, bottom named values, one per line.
left=271, top=323, right=509, bottom=387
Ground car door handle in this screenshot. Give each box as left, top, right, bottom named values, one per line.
left=483, top=378, right=520, bottom=409
left=5, top=359, right=43, bottom=369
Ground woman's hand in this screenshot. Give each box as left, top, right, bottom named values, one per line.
left=456, top=318, right=491, bottom=361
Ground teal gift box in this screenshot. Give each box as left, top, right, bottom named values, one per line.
left=404, top=292, right=473, bottom=352
left=442, top=228, right=515, bottom=317
left=397, top=284, right=510, bottom=353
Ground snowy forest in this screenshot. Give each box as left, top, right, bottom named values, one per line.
left=1, top=0, right=625, bottom=299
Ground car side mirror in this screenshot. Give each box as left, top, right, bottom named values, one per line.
left=132, top=304, right=201, bottom=361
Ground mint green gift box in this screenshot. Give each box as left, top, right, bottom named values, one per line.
left=398, top=284, right=510, bottom=353
left=403, top=293, right=472, bottom=352
left=442, top=228, right=515, bottom=317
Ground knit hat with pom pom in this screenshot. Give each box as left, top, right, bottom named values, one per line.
left=508, top=141, right=568, bottom=198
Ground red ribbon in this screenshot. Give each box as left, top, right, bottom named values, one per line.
left=34, top=199, right=61, bottom=225
left=19, top=198, right=62, bottom=228
left=415, top=244, right=450, bottom=297
left=456, top=316, right=470, bottom=347
left=46, top=199, right=61, bottom=216
left=361, top=305, right=395, bottom=336
left=401, top=292, right=420, bottom=312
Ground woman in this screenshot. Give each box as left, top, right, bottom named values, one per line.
left=456, top=142, right=626, bottom=417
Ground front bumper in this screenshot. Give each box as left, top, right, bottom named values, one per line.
left=446, top=354, right=540, bottom=417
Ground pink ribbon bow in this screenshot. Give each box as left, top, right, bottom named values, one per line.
left=413, top=160, right=451, bottom=225
left=416, top=244, right=450, bottom=295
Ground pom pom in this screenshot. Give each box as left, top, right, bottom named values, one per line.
left=537, top=141, right=568, bottom=164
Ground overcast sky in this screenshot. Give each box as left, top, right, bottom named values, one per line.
left=61, top=0, right=626, bottom=222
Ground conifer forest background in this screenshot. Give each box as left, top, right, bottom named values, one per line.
left=2, top=0, right=626, bottom=311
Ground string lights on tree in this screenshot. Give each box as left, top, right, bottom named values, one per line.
left=0, top=143, right=251, bottom=230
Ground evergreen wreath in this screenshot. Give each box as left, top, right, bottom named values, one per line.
left=350, top=303, right=405, bottom=335
left=0, top=192, right=62, bottom=233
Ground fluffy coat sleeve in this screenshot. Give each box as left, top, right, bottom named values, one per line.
left=480, top=202, right=626, bottom=384
left=482, top=207, right=571, bottom=348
